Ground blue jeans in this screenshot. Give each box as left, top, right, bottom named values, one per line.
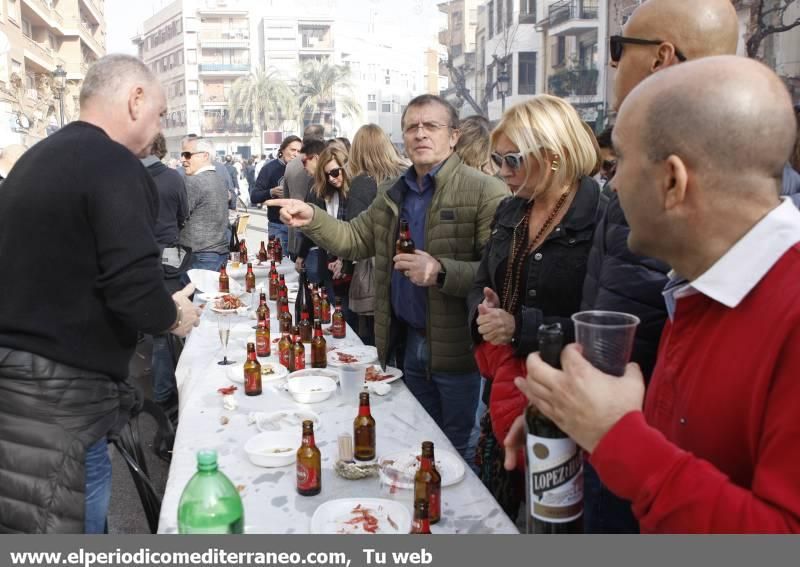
left=269, top=222, right=289, bottom=253
left=583, top=461, right=639, bottom=533
left=191, top=251, right=227, bottom=271
left=402, top=328, right=481, bottom=463
left=84, top=438, right=112, bottom=534
left=151, top=334, right=176, bottom=403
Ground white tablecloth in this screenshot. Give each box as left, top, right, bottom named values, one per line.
left=158, top=260, right=517, bottom=534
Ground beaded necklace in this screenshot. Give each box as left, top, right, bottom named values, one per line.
left=500, top=189, right=571, bottom=314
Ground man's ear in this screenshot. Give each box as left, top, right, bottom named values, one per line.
left=128, top=86, right=145, bottom=121
left=652, top=43, right=679, bottom=72
left=662, top=154, right=688, bottom=211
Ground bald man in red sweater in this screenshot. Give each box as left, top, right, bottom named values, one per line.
left=507, top=56, right=800, bottom=533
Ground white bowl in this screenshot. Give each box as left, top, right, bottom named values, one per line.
left=285, top=375, right=337, bottom=404
left=244, top=431, right=299, bottom=468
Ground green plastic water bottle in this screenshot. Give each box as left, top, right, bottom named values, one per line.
left=178, top=449, right=244, bottom=534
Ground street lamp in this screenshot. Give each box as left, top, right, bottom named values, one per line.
left=52, top=64, right=67, bottom=128
left=496, top=59, right=511, bottom=114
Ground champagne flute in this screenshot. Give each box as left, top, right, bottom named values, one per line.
left=217, top=313, right=235, bottom=366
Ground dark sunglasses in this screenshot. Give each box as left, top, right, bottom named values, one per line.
left=609, top=35, right=687, bottom=64
left=180, top=151, right=205, bottom=160
left=490, top=152, right=525, bottom=171
left=325, top=168, right=342, bottom=179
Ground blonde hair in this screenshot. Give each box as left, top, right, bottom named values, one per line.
left=491, top=94, right=597, bottom=197
left=348, top=124, right=408, bottom=184
left=314, top=146, right=350, bottom=200
left=455, top=115, right=494, bottom=174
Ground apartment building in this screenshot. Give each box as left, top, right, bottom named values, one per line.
left=134, top=0, right=254, bottom=157
left=438, top=0, right=482, bottom=118
left=0, top=0, right=106, bottom=145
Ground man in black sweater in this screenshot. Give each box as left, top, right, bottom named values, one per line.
left=0, top=54, right=200, bottom=533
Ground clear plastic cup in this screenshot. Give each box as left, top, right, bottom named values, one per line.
left=339, top=363, right=367, bottom=404
left=571, top=310, right=640, bottom=376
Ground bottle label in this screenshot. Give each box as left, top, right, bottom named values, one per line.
left=527, top=434, right=583, bottom=523
left=279, top=345, right=292, bottom=369
left=256, top=335, right=269, bottom=357
left=294, top=351, right=305, bottom=370
left=245, top=371, right=261, bottom=393
left=297, top=462, right=319, bottom=491
left=332, top=319, right=346, bottom=338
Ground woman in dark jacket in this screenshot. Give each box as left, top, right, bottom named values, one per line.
left=466, top=95, right=603, bottom=521
left=297, top=145, right=362, bottom=329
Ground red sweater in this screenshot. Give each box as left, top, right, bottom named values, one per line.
left=590, top=245, right=800, bottom=533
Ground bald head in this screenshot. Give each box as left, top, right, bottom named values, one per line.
left=628, top=0, right=739, bottom=59
left=612, top=0, right=739, bottom=109
left=624, top=56, right=794, bottom=185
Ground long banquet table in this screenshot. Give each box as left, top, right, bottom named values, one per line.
left=157, top=259, right=517, bottom=534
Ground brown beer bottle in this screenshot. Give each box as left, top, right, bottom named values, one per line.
left=256, top=292, right=269, bottom=323
left=410, top=499, right=432, bottom=534
left=525, top=323, right=583, bottom=534
left=320, top=289, right=331, bottom=324
left=278, top=330, right=293, bottom=370
left=353, top=391, right=376, bottom=461
left=245, top=263, right=256, bottom=293
left=219, top=264, right=230, bottom=293
left=312, top=284, right=322, bottom=321
left=239, top=239, right=248, bottom=265
left=414, top=441, right=442, bottom=524
left=279, top=274, right=288, bottom=300
left=267, top=237, right=275, bottom=260
left=299, top=310, right=313, bottom=343
left=243, top=343, right=262, bottom=396
left=296, top=420, right=321, bottom=496
left=258, top=240, right=268, bottom=262
left=274, top=238, right=283, bottom=263
left=331, top=297, right=346, bottom=339
left=255, top=310, right=270, bottom=357
left=279, top=300, right=293, bottom=334
left=268, top=261, right=279, bottom=301
left=292, top=326, right=306, bottom=371
left=310, top=320, right=327, bottom=368
left=396, top=219, right=415, bottom=254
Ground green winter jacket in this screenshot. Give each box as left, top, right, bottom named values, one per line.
left=301, top=153, right=508, bottom=374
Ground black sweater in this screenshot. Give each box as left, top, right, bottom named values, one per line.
left=251, top=158, right=286, bottom=222
left=146, top=159, right=188, bottom=247
left=0, top=121, right=176, bottom=380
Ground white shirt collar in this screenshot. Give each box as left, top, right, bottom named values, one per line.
left=663, top=198, right=800, bottom=319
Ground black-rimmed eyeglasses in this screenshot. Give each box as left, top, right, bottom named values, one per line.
left=609, top=35, right=687, bottom=64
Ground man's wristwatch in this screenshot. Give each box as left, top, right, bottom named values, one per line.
left=436, top=265, right=447, bottom=288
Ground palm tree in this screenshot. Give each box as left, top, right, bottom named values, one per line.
left=228, top=68, right=293, bottom=155
left=295, top=59, right=362, bottom=134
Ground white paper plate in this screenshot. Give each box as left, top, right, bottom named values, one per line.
left=327, top=346, right=379, bottom=367
left=287, top=368, right=340, bottom=383
left=210, top=306, right=247, bottom=315
left=364, top=365, right=403, bottom=385
left=197, top=291, right=229, bottom=302
left=310, top=498, right=411, bottom=534
left=378, top=448, right=465, bottom=490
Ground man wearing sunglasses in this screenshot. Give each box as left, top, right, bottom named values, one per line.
left=179, top=136, right=230, bottom=273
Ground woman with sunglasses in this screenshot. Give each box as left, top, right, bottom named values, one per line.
left=297, top=145, right=359, bottom=328
left=466, top=95, right=604, bottom=521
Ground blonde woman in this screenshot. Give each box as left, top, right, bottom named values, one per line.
left=337, top=124, right=409, bottom=345
left=465, top=95, right=604, bottom=520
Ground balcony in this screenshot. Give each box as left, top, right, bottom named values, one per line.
left=203, top=120, right=253, bottom=135
left=200, top=28, right=250, bottom=48
left=79, top=22, right=104, bottom=57
left=79, top=0, right=103, bottom=26
left=547, top=0, right=599, bottom=36
left=21, top=0, right=65, bottom=29
left=198, top=63, right=249, bottom=75
left=23, top=36, right=57, bottom=72
left=548, top=68, right=599, bottom=98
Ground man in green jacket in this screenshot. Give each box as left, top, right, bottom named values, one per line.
left=269, top=95, right=507, bottom=461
